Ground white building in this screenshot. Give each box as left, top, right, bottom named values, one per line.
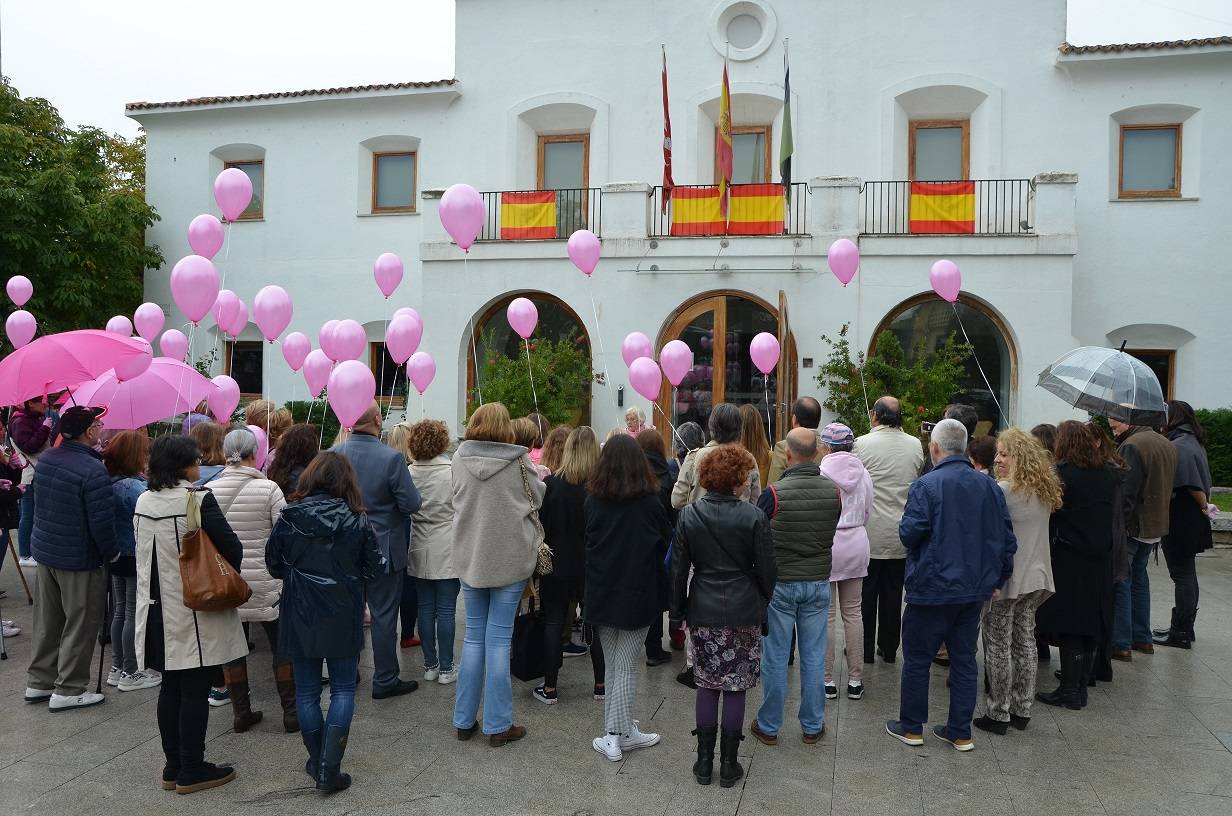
left=128, top=0, right=1232, bottom=441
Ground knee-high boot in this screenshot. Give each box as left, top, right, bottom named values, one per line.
left=719, top=729, right=745, bottom=788
left=691, top=726, right=716, bottom=785
left=1036, top=647, right=1083, bottom=710
left=223, top=660, right=264, bottom=732
left=274, top=661, right=300, bottom=733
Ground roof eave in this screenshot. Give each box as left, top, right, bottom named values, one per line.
left=125, top=81, right=459, bottom=119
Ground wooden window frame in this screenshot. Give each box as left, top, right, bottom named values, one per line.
left=718, top=125, right=773, bottom=184
left=223, top=160, right=264, bottom=220
left=223, top=340, right=264, bottom=399
left=908, top=119, right=970, bottom=181
left=536, top=134, right=590, bottom=191
left=1126, top=348, right=1176, bottom=400
left=371, top=150, right=418, bottom=213
left=1118, top=124, right=1182, bottom=199
left=369, top=342, right=407, bottom=409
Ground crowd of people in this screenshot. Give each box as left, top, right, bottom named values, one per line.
left=2, top=390, right=1216, bottom=794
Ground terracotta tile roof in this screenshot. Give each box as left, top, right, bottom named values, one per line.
left=1059, top=36, right=1232, bottom=54
left=126, top=79, right=457, bottom=111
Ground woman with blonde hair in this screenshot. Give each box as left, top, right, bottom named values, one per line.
left=189, top=421, right=227, bottom=486
left=974, top=427, right=1063, bottom=734
left=539, top=425, right=571, bottom=474
left=738, top=404, right=771, bottom=489
left=513, top=417, right=550, bottom=480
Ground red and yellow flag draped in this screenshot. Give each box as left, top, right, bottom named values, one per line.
left=500, top=191, right=556, bottom=239
left=909, top=181, right=975, bottom=234
left=716, top=63, right=733, bottom=217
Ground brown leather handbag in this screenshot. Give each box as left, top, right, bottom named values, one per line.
left=179, top=488, right=251, bottom=612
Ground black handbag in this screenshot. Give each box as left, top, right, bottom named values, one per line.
left=510, top=597, right=546, bottom=682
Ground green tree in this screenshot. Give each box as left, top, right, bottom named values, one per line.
left=0, top=79, right=162, bottom=340
left=469, top=330, right=596, bottom=426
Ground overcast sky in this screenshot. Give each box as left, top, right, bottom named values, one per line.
left=1, top=0, right=1229, bottom=138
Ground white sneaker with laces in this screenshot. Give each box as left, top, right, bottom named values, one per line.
left=106, top=667, right=123, bottom=687
left=48, top=692, right=105, bottom=711
left=424, top=666, right=440, bottom=682
left=2, top=623, right=19, bottom=637
left=118, top=670, right=162, bottom=692
left=24, top=687, right=52, bottom=703
left=592, top=733, right=623, bottom=762
left=437, top=668, right=458, bottom=685
left=18, top=556, right=37, bottom=568
left=619, top=720, right=660, bottom=752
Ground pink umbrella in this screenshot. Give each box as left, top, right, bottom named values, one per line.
left=70, top=357, right=218, bottom=430
left=0, top=330, right=152, bottom=406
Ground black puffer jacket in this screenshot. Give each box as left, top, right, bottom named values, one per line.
left=31, top=440, right=117, bottom=570
left=671, top=492, right=776, bottom=628
left=539, top=475, right=588, bottom=583
left=265, top=494, right=382, bottom=660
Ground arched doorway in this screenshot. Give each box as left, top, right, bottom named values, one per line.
left=870, top=294, right=1016, bottom=433
left=466, top=292, right=592, bottom=425
left=656, top=290, right=797, bottom=450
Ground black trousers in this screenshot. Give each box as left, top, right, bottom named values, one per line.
left=540, top=575, right=604, bottom=688
left=645, top=612, right=666, bottom=656
left=1161, top=539, right=1199, bottom=634
left=862, top=557, right=905, bottom=660
left=158, top=665, right=215, bottom=773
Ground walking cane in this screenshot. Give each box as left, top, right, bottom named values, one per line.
left=7, top=537, right=34, bottom=604
left=95, top=581, right=113, bottom=694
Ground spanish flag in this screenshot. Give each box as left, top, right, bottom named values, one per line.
left=670, top=186, right=725, bottom=236
left=909, top=181, right=975, bottom=234
left=728, top=184, right=785, bottom=235
left=500, top=191, right=556, bottom=239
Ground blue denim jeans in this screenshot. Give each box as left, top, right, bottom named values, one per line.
left=416, top=577, right=461, bottom=672
left=17, top=490, right=33, bottom=558
left=452, top=579, right=525, bottom=735
left=755, top=580, right=831, bottom=736
left=899, top=601, right=981, bottom=740
left=1113, top=538, right=1152, bottom=649
left=293, top=656, right=359, bottom=732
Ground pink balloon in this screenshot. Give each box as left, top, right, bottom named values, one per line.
left=327, top=359, right=377, bottom=429
left=6, top=276, right=33, bottom=307
left=827, top=238, right=860, bottom=287
left=930, top=259, right=962, bottom=303
left=332, top=319, right=367, bottom=361
left=506, top=297, right=538, bottom=340
left=246, top=424, right=269, bottom=470
left=393, top=307, right=420, bottom=322
left=622, top=332, right=653, bottom=368
left=699, top=336, right=712, bottom=351
left=114, top=339, right=153, bottom=382
left=628, top=356, right=663, bottom=401
left=253, top=285, right=293, bottom=342
left=213, top=289, right=240, bottom=332
left=407, top=351, right=436, bottom=395
left=319, top=320, right=341, bottom=360
left=659, top=340, right=693, bottom=387
left=214, top=168, right=253, bottom=222
left=282, top=331, right=310, bottom=371
left=227, top=299, right=249, bottom=338
left=439, top=183, right=485, bottom=251
left=373, top=253, right=404, bottom=299
left=567, top=229, right=601, bottom=276
left=170, top=255, right=220, bottom=325
left=106, top=315, right=134, bottom=336
left=133, top=302, right=165, bottom=342
left=303, top=349, right=332, bottom=396
left=208, top=375, right=240, bottom=421
left=385, top=314, right=422, bottom=365
left=188, top=214, right=225, bottom=259
left=6, top=310, right=36, bottom=349
left=160, top=329, right=188, bottom=361
left=750, top=332, right=781, bottom=375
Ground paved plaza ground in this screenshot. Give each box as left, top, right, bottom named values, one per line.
left=1, top=549, right=1231, bottom=816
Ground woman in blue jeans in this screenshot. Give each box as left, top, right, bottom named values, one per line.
left=450, top=402, right=543, bottom=747
left=266, top=451, right=383, bottom=792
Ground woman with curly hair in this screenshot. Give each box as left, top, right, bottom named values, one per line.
left=973, top=428, right=1063, bottom=734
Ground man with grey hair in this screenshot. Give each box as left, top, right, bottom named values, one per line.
left=886, top=418, right=1016, bottom=752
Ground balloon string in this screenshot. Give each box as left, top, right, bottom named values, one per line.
left=214, top=221, right=233, bottom=374
left=384, top=364, right=402, bottom=424
left=764, top=380, right=772, bottom=443
left=587, top=279, right=611, bottom=389
left=524, top=339, right=541, bottom=420
left=378, top=316, right=390, bottom=417
left=951, top=302, right=1004, bottom=425
left=174, top=322, right=196, bottom=429
left=464, top=254, right=482, bottom=406
left=652, top=400, right=686, bottom=452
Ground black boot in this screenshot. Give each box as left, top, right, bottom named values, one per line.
left=691, top=726, right=717, bottom=785
left=1037, top=647, right=1083, bottom=710
left=719, top=729, right=745, bottom=788
left=301, top=728, right=322, bottom=780
left=1078, top=651, right=1095, bottom=706
left=316, top=726, right=352, bottom=792
left=1153, top=608, right=1193, bottom=649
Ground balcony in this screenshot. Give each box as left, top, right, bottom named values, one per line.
left=649, top=183, right=809, bottom=238
left=477, top=187, right=601, bottom=241
left=860, top=179, right=1034, bottom=236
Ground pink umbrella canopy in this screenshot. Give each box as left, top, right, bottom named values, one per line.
left=70, top=357, right=219, bottom=430
left=0, top=330, right=153, bottom=406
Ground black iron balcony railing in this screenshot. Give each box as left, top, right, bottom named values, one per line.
left=860, top=179, right=1033, bottom=236
left=477, top=187, right=601, bottom=241
left=649, top=183, right=808, bottom=238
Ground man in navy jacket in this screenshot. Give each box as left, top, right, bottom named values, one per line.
left=886, top=419, right=1016, bottom=752
left=24, top=406, right=118, bottom=712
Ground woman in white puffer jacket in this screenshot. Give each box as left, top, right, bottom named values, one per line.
left=208, top=428, right=292, bottom=733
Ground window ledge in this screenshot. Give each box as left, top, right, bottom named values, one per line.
left=358, top=210, right=420, bottom=218
left=1111, top=196, right=1197, bottom=202
left=228, top=217, right=265, bottom=223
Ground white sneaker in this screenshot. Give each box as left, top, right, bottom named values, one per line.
left=424, top=666, right=440, bottom=682
left=118, top=670, right=162, bottom=692
left=18, top=556, right=36, bottom=568
left=437, top=668, right=457, bottom=685
left=1, top=623, right=19, bottom=637
left=106, top=667, right=123, bottom=687
left=619, top=720, right=661, bottom=752
left=48, top=692, right=105, bottom=712
left=24, top=687, right=52, bottom=703
left=592, top=733, right=623, bottom=762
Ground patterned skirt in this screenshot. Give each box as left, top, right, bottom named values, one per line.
left=691, top=625, right=762, bottom=691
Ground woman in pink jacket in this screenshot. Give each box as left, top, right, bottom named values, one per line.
left=818, top=423, right=874, bottom=701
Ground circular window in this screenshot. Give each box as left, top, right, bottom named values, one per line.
left=709, top=1, right=776, bottom=61
left=727, top=14, right=762, bottom=49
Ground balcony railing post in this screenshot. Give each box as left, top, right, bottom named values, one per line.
left=420, top=188, right=448, bottom=242
left=1031, top=172, right=1077, bottom=236
left=600, top=182, right=651, bottom=239
left=809, top=177, right=862, bottom=237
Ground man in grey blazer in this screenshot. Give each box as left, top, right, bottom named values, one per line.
left=334, top=402, right=422, bottom=699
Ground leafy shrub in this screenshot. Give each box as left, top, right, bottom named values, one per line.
left=1196, top=408, right=1232, bottom=486
left=284, top=400, right=342, bottom=448
left=469, top=331, right=596, bottom=426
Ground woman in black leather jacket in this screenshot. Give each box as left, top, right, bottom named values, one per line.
left=671, top=445, right=776, bottom=789
left=266, top=451, right=382, bottom=793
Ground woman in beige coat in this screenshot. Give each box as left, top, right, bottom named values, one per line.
left=209, top=428, right=291, bottom=732
left=135, top=435, right=246, bottom=795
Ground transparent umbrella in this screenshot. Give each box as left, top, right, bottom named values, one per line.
left=1037, top=346, right=1166, bottom=426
